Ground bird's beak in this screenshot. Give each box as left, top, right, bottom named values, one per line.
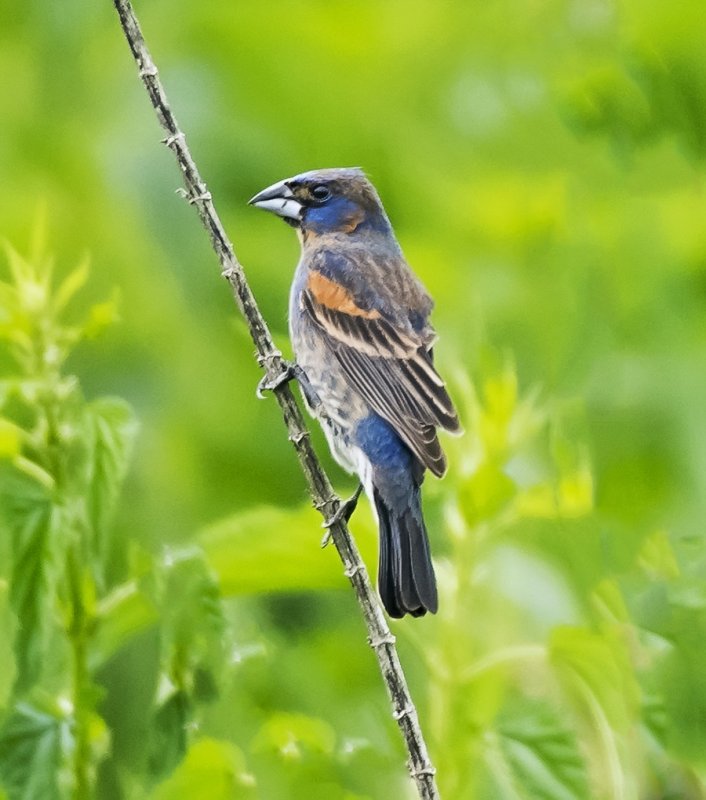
left=248, top=180, right=303, bottom=222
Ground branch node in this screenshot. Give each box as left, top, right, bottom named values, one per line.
left=288, top=430, right=310, bottom=445
left=162, top=132, right=185, bottom=148
left=257, top=349, right=283, bottom=367
left=139, top=63, right=158, bottom=77
left=189, top=189, right=212, bottom=205
left=410, top=765, right=437, bottom=778
left=394, top=705, right=415, bottom=721
left=368, top=632, right=396, bottom=648
left=221, top=265, right=236, bottom=280
left=344, top=563, right=364, bottom=578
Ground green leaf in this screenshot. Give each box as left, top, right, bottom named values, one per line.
left=591, top=579, right=631, bottom=626
left=52, top=258, right=89, bottom=314
left=148, top=689, right=190, bottom=780
left=490, top=699, right=589, bottom=800
left=145, top=550, right=226, bottom=767
left=199, top=503, right=376, bottom=597
left=3, top=246, right=39, bottom=293
left=84, top=397, right=138, bottom=571
left=549, top=627, right=641, bottom=799
left=459, top=462, right=516, bottom=525
left=253, top=712, right=336, bottom=760
left=0, top=280, right=19, bottom=327
left=0, top=419, right=21, bottom=459
left=637, top=530, right=680, bottom=580
left=0, top=700, right=73, bottom=800
left=151, top=738, right=255, bottom=800
left=664, top=644, right=706, bottom=767
left=480, top=365, right=519, bottom=456
left=89, top=580, right=159, bottom=670
left=655, top=597, right=706, bottom=767
left=0, top=464, right=57, bottom=691
left=82, top=290, right=121, bottom=339
left=160, top=549, right=225, bottom=676
left=550, top=627, right=640, bottom=733
left=0, top=581, right=17, bottom=711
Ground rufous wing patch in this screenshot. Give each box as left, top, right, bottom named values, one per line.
left=307, top=271, right=380, bottom=318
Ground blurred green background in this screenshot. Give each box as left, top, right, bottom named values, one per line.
left=2, top=0, right=706, bottom=798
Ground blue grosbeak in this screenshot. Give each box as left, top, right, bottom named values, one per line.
left=250, top=168, right=459, bottom=618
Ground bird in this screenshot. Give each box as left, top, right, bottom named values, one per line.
left=249, top=168, right=460, bottom=618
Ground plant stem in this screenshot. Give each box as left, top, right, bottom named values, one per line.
left=111, top=2, right=440, bottom=796
left=67, top=542, right=90, bottom=800
left=40, top=384, right=91, bottom=798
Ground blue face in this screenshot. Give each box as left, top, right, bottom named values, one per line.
left=299, top=182, right=391, bottom=236
left=304, top=193, right=364, bottom=234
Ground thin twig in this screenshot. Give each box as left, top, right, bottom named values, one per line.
left=111, top=2, right=440, bottom=798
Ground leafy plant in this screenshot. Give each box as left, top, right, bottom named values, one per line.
left=0, top=247, right=249, bottom=799
left=401, top=365, right=706, bottom=799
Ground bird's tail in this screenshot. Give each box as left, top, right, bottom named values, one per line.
left=374, top=485, right=438, bottom=618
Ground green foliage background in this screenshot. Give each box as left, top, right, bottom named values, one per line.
left=1, top=0, right=706, bottom=797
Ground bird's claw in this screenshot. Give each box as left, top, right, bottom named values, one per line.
left=256, top=362, right=297, bottom=399
left=321, top=484, right=364, bottom=547
left=256, top=361, right=323, bottom=409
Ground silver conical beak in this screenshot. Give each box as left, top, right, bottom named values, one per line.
left=248, top=180, right=303, bottom=222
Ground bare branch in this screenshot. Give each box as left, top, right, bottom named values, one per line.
left=111, top=2, right=440, bottom=797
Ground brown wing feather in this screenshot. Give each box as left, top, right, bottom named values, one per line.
left=301, top=288, right=459, bottom=476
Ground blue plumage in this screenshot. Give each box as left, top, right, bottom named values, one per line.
left=250, top=168, right=459, bottom=618
left=305, top=193, right=390, bottom=236
left=356, top=413, right=412, bottom=473
left=356, top=413, right=437, bottom=617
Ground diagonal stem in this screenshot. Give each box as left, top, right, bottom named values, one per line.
left=111, top=2, right=440, bottom=797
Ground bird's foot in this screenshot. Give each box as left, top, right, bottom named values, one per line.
left=256, top=361, right=321, bottom=408
left=256, top=358, right=298, bottom=399
left=256, top=365, right=293, bottom=398
left=256, top=350, right=289, bottom=399
left=321, top=483, right=363, bottom=547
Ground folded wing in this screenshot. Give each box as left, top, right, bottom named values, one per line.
left=302, top=272, right=460, bottom=477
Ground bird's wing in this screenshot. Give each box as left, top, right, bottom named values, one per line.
left=302, top=268, right=459, bottom=477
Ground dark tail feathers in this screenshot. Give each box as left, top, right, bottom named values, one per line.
left=374, top=486, right=438, bottom=618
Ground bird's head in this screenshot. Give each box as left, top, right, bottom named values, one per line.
left=249, top=168, right=391, bottom=237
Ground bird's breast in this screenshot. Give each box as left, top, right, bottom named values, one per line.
left=289, top=284, right=368, bottom=475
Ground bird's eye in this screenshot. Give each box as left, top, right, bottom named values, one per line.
left=311, top=185, right=331, bottom=202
